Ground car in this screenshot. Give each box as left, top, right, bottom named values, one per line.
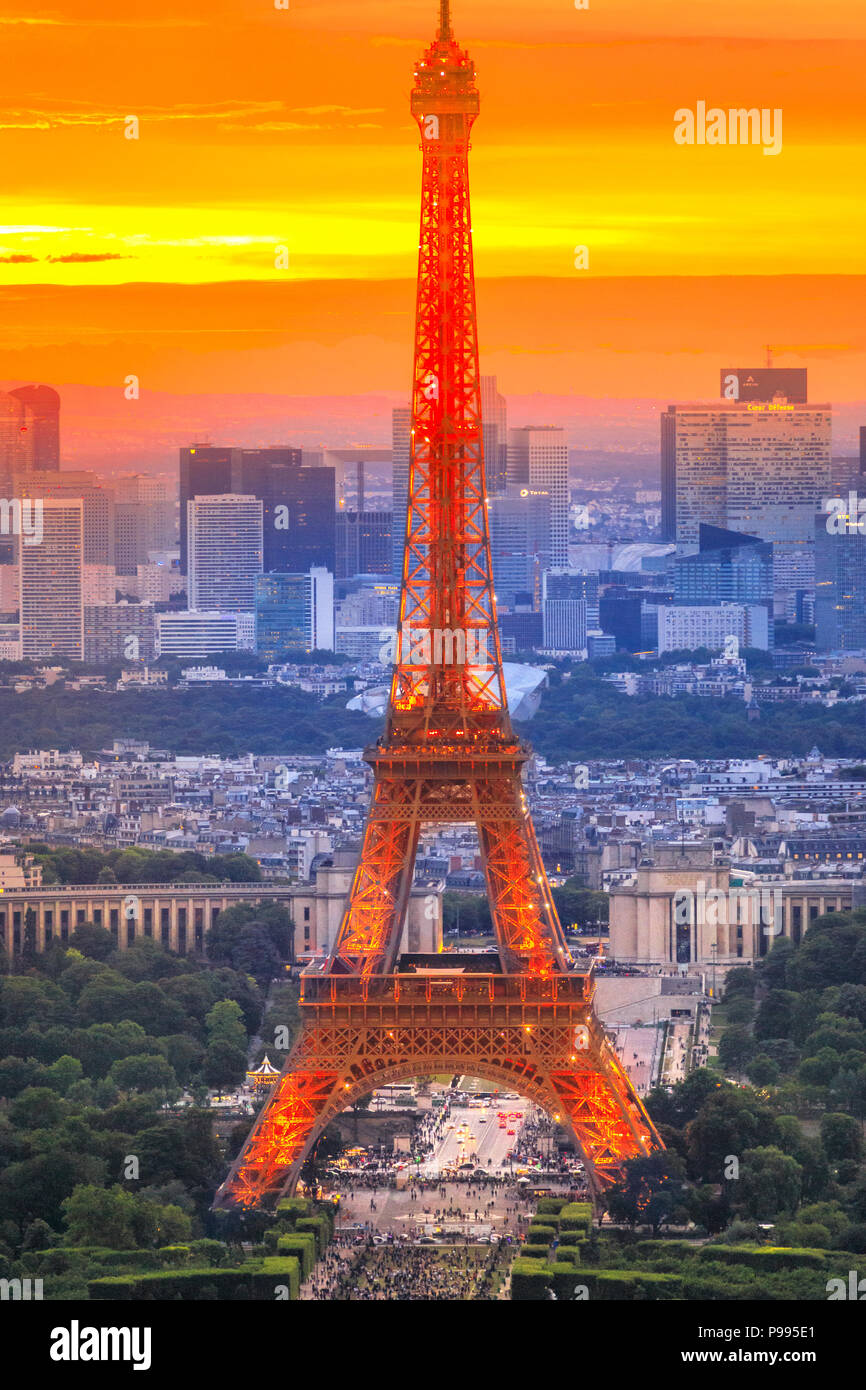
left=507, top=1129, right=515, bottom=1136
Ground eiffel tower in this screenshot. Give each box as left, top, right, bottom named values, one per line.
left=213, top=0, right=661, bottom=1210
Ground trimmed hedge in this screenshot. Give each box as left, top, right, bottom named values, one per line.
left=296, top=1215, right=331, bottom=1256
left=559, top=1202, right=593, bottom=1233
left=276, top=1197, right=312, bottom=1223
left=582, top=1270, right=683, bottom=1301
left=558, top=1231, right=587, bottom=1248
left=698, top=1245, right=827, bottom=1273
left=536, top=1197, right=568, bottom=1217
left=276, top=1232, right=318, bottom=1279
left=521, top=1244, right=551, bottom=1262
left=635, top=1240, right=701, bottom=1261
left=510, top=1259, right=552, bottom=1300
left=89, top=1258, right=301, bottom=1302
left=526, top=1224, right=558, bottom=1243
left=511, top=1260, right=682, bottom=1301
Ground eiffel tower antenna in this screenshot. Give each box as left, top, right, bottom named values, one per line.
left=439, top=0, right=453, bottom=42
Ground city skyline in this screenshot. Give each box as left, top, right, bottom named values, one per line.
left=0, top=0, right=863, bottom=467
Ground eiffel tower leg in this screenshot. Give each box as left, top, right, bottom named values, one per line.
left=329, top=776, right=421, bottom=976
left=473, top=773, right=572, bottom=976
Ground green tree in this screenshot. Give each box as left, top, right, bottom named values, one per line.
left=734, top=1147, right=803, bottom=1221
left=820, top=1112, right=864, bottom=1162
left=205, top=999, right=247, bottom=1052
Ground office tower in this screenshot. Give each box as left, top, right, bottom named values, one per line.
left=187, top=494, right=263, bottom=613
left=660, top=407, right=677, bottom=541
left=725, top=404, right=831, bottom=595
left=498, top=609, right=543, bottom=654
left=542, top=569, right=600, bottom=629
left=179, top=445, right=334, bottom=577
left=20, top=498, right=83, bottom=660
left=112, top=475, right=175, bottom=573
left=480, top=375, right=508, bottom=495
left=719, top=367, right=808, bottom=403
left=0, top=390, right=35, bottom=474
left=662, top=405, right=728, bottom=544
left=673, top=524, right=773, bottom=609
left=9, top=386, right=60, bottom=471
left=235, top=447, right=334, bottom=574
left=336, top=509, right=393, bottom=578
left=178, top=446, right=234, bottom=574
left=507, top=426, right=568, bottom=567
left=255, top=568, right=334, bottom=659
left=488, top=486, right=552, bottom=608
left=391, top=406, right=412, bottom=580
left=14, top=470, right=115, bottom=566
left=658, top=603, right=770, bottom=653
left=543, top=598, right=587, bottom=651
left=815, top=509, right=866, bottom=651
left=156, top=610, right=245, bottom=660
left=84, top=602, right=156, bottom=664
left=664, top=400, right=831, bottom=597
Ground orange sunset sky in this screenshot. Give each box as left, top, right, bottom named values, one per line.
left=0, top=0, right=864, bottom=464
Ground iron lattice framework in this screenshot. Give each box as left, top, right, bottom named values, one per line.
left=214, top=0, right=661, bottom=1211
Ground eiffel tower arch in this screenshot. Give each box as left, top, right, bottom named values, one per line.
left=213, top=0, right=662, bottom=1212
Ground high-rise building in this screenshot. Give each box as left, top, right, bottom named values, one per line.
left=673, top=524, right=773, bottom=610
left=0, top=390, right=34, bottom=474
left=488, top=486, right=552, bottom=609
left=178, top=446, right=234, bottom=574
left=663, top=400, right=831, bottom=598
left=543, top=598, right=587, bottom=652
left=542, top=569, right=600, bottom=629
left=815, top=508, right=866, bottom=651
left=84, top=602, right=156, bottom=664
left=391, top=407, right=412, bottom=581
left=336, top=510, right=392, bottom=578
left=480, top=375, right=508, bottom=495
left=235, top=447, right=334, bottom=574
left=179, top=445, right=334, bottom=577
left=9, top=386, right=60, bottom=471
left=14, top=470, right=115, bottom=567
left=657, top=602, right=770, bottom=653
left=507, top=426, right=568, bottom=567
left=255, top=568, right=334, bottom=659
left=20, top=498, right=83, bottom=660
left=187, top=494, right=263, bottom=613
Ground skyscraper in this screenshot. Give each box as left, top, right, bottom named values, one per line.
left=179, top=445, right=334, bottom=577
left=187, top=495, right=263, bottom=613
left=255, top=568, right=334, bottom=659
left=20, top=498, right=83, bottom=660
left=507, top=426, right=569, bottom=567
left=391, top=406, right=412, bottom=581
left=336, top=509, right=392, bottom=578
left=480, top=375, right=508, bottom=495
left=673, top=524, right=774, bottom=610
left=178, top=446, right=234, bottom=575
left=9, top=385, right=60, bottom=471
left=664, top=400, right=831, bottom=601
left=488, top=486, right=552, bottom=608
left=815, top=508, right=866, bottom=651
left=0, top=390, right=34, bottom=475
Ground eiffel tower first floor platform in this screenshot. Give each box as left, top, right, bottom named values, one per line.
left=212, top=957, right=662, bottom=1210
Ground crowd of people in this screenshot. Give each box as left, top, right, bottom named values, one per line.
left=325, top=1243, right=510, bottom=1301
